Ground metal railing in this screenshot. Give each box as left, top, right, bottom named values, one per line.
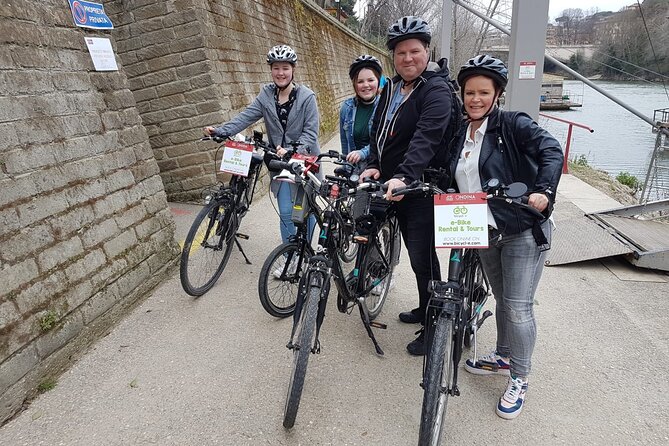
left=539, top=113, right=594, bottom=173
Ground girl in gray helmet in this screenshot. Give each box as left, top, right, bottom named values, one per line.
left=204, top=45, right=320, bottom=245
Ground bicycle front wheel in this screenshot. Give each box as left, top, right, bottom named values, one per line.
left=419, top=316, right=455, bottom=446
left=179, top=201, right=235, bottom=296
left=258, top=242, right=312, bottom=318
left=363, top=220, right=395, bottom=319
left=283, top=283, right=320, bottom=429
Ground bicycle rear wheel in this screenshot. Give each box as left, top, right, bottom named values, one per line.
left=363, top=220, right=395, bottom=320
left=419, top=316, right=455, bottom=446
left=258, top=242, right=312, bottom=318
left=283, top=283, right=320, bottom=429
left=180, top=200, right=236, bottom=296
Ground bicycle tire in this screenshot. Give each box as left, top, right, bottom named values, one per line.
left=419, top=316, right=455, bottom=446
left=283, top=283, right=320, bottom=429
left=180, top=200, right=236, bottom=296
left=462, top=253, right=489, bottom=348
left=258, top=242, right=313, bottom=318
left=363, top=220, right=395, bottom=320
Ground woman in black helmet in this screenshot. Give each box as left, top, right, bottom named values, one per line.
left=340, top=55, right=384, bottom=168
left=204, top=45, right=320, bottom=246
left=450, top=54, right=563, bottom=420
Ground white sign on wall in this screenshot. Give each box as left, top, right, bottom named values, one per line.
left=84, top=37, right=118, bottom=71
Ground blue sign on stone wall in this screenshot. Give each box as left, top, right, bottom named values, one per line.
left=68, top=0, right=114, bottom=30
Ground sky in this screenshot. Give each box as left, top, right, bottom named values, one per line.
left=354, top=1, right=637, bottom=21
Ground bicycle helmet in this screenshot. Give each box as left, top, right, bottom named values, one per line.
left=348, top=55, right=383, bottom=79
left=386, top=16, right=431, bottom=50
left=457, top=54, right=508, bottom=93
left=266, top=45, right=297, bottom=65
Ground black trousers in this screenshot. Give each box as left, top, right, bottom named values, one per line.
left=395, top=195, right=441, bottom=318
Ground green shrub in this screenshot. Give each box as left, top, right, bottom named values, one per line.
left=616, top=171, right=639, bottom=190
left=573, top=154, right=589, bottom=167
left=37, top=379, right=57, bottom=393
left=38, top=310, right=58, bottom=331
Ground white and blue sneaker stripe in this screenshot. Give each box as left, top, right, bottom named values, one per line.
left=496, top=374, right=528, bottom=420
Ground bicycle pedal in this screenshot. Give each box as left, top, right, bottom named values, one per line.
left=369, top=321, right=387, bottom=329
left=475, top=360, right=499, bottom=372
left=236, top=233, right=249, bottom=239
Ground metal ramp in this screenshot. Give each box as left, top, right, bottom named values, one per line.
left=545, top=199, right=669, bottom=271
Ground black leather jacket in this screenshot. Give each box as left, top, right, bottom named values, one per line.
left=448, top=108, right=564, bottom=237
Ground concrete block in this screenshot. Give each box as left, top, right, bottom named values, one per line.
left=103, top=228, right=138, bottom=259
left=0, top=207, right=20, bottom=238
left=162, top=8, right=198, bottom=28
left=51, top=72, right=90, bottom=92
left=0, top=345, right=38, bottom=395
left=100, top=111, right=122, bottom=130
left=169, top=35, right=205, bottom=53
left=132, top=2, right=170, bottom=20
left=141, top=69, right=178, bottom=88
left=0, top=122, right=20, bottom=150
left=80, top=217, right=120, bottom=248
left=13, top=270, right=67, bottom=315
left=0, top=300, right=20, bottom=331
left=164, top=104, right=198, bottom=121
left=132, top=86, right=158, bottom=103
left=59, top=157, right=104, bottom=183
left=132, top=142, right=154, bottom=161
left=181, top=49, right=208, bottom=65
left=0, top=176, right=37, bottom=207
left=64, top=250, right=107, bottom=284
left=80, top=286, right=117, bottom=325
left=48, top=205, right=96, bottom=241
left=131, top=160, right=161, bottom=182
left=115, top=204, right=148, bottom=230
left=0, top=258, right=39, bottom=296
left=89, top=256, right=128, bottom=292
left=117, top=126, right=148, bottom=147
left=35, top=310, right=84, bottom=359
left=37, top=237, right=84, bottom=272
left=3, top=71, right=55, bottom=95
left=135, top=43, right=171, bottom=62
left=28, top=166, right=70, bottom=193
left=4, top=145, right=58, bottom=174
left=156, top=79, right=191, bottom=97
left=0, top=378, right=28, bottom=426
left=17, top=193, right=70, bottom=227
left=0, top=224, right=55, bottom=264
left=63, top=279, right=94, bottom=311
left=103, top=90, right=137, bottom=111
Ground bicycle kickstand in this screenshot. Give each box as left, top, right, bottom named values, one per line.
left=234, top=234, right=252, bottom=264
left=357, top=298, right=385, bottom=356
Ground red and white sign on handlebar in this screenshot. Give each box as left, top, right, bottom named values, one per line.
left=434, top=193, right=489, bottom=249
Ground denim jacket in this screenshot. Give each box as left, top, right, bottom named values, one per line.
left=339, top=96, right=379, bottom=159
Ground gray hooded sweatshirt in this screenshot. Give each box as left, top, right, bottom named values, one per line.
left=214, top=83, right=321, bottom=156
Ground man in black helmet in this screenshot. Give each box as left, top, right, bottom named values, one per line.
left=360, top=16, right=461, bottom=356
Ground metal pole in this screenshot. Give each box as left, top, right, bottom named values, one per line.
left=440, top=0, right=454, bottom=62
left=451, top=0, right=669, bottom=137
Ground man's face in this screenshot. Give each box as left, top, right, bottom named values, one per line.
left=393, top=38, right=429, bottom=82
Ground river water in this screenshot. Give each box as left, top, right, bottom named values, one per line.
left=538, top=80, right=669, bottom=185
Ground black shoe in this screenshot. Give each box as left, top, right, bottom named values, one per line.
left=399, top=309, right=423, bottom=324
left=406, top=329, right=426, bottom=356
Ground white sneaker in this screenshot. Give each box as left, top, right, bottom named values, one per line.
left=272, top=255, right=298, bottom=279
left=496, top=375, right=528, bottom=420
left=464, top=350, right=511, bottom=376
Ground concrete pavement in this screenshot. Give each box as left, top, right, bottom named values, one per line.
left=1, top=136, right=668, bottom=445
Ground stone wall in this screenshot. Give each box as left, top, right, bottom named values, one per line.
left=0, top=0, right=180, bottom=423
left=106, top=0, right=391, bottom=201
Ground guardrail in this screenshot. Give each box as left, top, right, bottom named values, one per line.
left=539, top=113, right=594, bottom=173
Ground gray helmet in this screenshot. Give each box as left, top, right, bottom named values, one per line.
left=386, top=16, right=431, bottom=50
left=349, top=55, right=383, bottom=79
left=266, top=45, right=297, bottom=65
left=457, top=54, right=508, bottom=92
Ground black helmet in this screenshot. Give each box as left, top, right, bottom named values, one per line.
left=457, top=54, right=508, bottom=92
left=386, top=16, right=431, bottom=50
left=266, top=45, right=297, bottom=65
left=348, top=55, right=383, bottom=79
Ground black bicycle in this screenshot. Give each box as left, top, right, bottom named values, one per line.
left=179, top=131, right=277, bottom=296
left=397, top=178, right=545, bottom=446
left=257, top=153, right=376, bottom=318
left=266, top=152, right=399, bottom=429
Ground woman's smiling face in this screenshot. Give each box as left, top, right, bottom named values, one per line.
left=463, top=75, right=498, bottom=120
left=354, top=68, right=379, bottom=101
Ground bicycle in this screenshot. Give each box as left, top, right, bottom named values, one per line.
left=179, top=131, right=278, bottom=296
left=394, top=178, right=546, bottom=445
left=257, top=153, right=372, bottom=318
left=266, top=152, right=399, bottom=429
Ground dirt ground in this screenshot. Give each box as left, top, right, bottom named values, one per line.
left=567, top=162, right=638, bottom=206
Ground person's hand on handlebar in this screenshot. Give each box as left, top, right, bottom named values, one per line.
left=359, top=168, right=380, bottom=183
left=203, top=126, right=216, bottom=136
left=276, top=145, right=288, bottom=157
left=528, top=192, right=549, bottom=212
left=384, top=178, right=406, bottom=202
left=346, top=150, right=363, bottom=164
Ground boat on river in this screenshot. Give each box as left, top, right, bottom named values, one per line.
left=540, top=74, right=583, bottom=110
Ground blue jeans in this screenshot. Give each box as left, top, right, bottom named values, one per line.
left=275, top=182, right=316, bottom=245
left=477, top=221, right=551, bottom=378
